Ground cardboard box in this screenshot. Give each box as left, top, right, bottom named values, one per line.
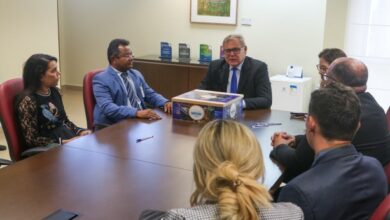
left=172, top=89, right=243, bottom=122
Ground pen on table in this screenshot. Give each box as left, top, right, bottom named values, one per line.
left=136, top=136, right=154, bottom=143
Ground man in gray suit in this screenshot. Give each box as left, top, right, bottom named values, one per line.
left=198, top=34, right=272, bottom=109
left=278, top=82, right=387, bottom=220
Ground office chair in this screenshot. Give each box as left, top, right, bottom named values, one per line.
left=0, top=78, right=48, bottom=161
left=370, top=194, right=390, bottom=220
left=83, top=69, right=103, bottom=130
left=384, top=163, right=390, bottom=193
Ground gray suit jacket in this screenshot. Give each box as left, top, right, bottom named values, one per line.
left=198, top=56, right=272, bottom=109
left=165, top=203, right=303, bottom=220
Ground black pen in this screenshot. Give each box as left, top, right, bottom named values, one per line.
left=136, top=136, right=154, bottom=143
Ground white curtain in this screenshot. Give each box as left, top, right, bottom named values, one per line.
left=345, top=0, right=390, bottom=110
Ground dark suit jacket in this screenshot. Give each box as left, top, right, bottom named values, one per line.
left=270, top=92, right=390, bottom=182
left=198, top=56, right=272, bottom=109
left=278, top=144, right=387, bottom=220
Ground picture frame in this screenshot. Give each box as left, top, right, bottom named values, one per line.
left=190, top=0, right=238, bottom=25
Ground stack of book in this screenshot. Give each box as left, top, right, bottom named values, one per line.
left=160, top=42, right=172, bottom=59
left=178, top=43, right=190, bottom=62
left=199, top=44, right=212, bottom=63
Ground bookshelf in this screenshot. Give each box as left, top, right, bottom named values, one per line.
left=133, top=55, right=208, bottom=99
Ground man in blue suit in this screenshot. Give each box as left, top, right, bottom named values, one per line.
left=93, top=39, right=172, bottom=129
left=277, top=82, right=387, bottom=220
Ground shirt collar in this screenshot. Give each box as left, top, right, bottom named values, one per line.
left=230, top=60, right=244, bottom=72
left=312, top=144, right=352, bottom=166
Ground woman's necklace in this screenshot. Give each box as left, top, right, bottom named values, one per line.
left=36, top=88, right=51, bottom=96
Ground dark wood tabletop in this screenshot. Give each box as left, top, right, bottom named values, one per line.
left=0, top=109, right=304, bottom=220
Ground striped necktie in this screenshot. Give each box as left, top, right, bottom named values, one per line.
left=120, top=72, right=142, bottom=110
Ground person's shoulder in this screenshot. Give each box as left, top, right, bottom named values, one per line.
left=244, top=56, right=267, bottom=67
left=208, top=58, right=227, bottom=68
left=259, top=202, right=304, bottom=220
left=167, top=204, right=218, bottom=219
left=361, top=153, right=384, bottom=169
left=15, top=91, right=36, bottom=110
left=93, top=68, right=119, bottom=85
left=94, top=67, right=113, bottom=79
left=359, top=92, right=384, bottom=110
left=17, top=92, right=34, bottom=104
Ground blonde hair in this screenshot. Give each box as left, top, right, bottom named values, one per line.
left=190, top=120, right=272, bottom=220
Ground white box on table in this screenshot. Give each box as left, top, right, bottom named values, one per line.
left=172, top=89, right=243, bottom=122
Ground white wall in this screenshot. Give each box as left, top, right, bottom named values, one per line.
left=58, top=0, right=327, bottom=86
left=323, top=0, right=348, bottom=49
left=0, top=0, right=59, bottom=83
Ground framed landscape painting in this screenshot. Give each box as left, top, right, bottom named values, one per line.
left=190, top=0, right=238, bottom=25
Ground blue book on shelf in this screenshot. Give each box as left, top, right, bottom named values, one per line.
left=160, top=42, right=172, bottom=59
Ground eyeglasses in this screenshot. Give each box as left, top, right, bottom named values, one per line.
left=316, top=64, right=328, bottom=74
left=319, top=72, right=338, bottom=82
left=118, top=53, right=134, bottom=59
left=223, top=47, right=244, bottom=55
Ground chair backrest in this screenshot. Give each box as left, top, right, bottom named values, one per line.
left=385, top=162, right=390, bottom=185
left=386, top=107, right=390, bottom=131
left=0, top=78, right=25, bottom=161
left=370, top=194, right=390, bottom=220
left=83, top=69, right=103, bottom=130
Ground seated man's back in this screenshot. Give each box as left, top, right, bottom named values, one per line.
left=277, top=83, right=387, bottom=220
left=278, top=144, right=387, bottom=220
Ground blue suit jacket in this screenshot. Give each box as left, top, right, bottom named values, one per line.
left=93, top=66, right=168, bottom=126
left=278, top=144, right=387, bottom=220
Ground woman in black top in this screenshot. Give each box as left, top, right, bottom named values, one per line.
left=16, top=54, right=91, bottom=148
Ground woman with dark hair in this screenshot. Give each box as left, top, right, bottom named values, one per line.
left=16, top=54, right=91, bottom=149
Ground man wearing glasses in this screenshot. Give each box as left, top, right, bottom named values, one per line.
left=316, top=48, right=346, bottom=87
left=270, top=48, right=348, bottom=184
left=198, top=34, right=272, bottom=109
left=270, top=55, right=389, bottom=188
left=278, top=82, right=387, bottom=220
left=93, top=39, right=172, bottom=130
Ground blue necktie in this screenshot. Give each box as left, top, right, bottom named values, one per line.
left=120, top=72, right=142, bottom=110
left=230, top=67, right=238, bottom=93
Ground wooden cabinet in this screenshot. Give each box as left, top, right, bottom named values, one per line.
left=133, top=55, right=208, bottom=99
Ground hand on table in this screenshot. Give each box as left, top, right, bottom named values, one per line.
left=271, top=132, right=295, bottom=148
left=79, top=130, right=92, bottom=136
left=136, top=109, right=161, bottom=120
left=163, top=102, right=172, bottom=114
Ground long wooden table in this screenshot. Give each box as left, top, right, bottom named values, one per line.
left=0, top=110, right=304, bottom=220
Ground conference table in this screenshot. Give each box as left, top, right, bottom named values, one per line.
left=0, top=109, right=305, bottom=220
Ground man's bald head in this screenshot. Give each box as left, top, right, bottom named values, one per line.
left=327, top=57, right=368, bottom=90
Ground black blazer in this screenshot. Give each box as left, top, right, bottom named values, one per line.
left=278, top=144, right=387, bottom=220
left=198, top=56, right=272, bottom=109
left=270, top=92, right=390, bottom=182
